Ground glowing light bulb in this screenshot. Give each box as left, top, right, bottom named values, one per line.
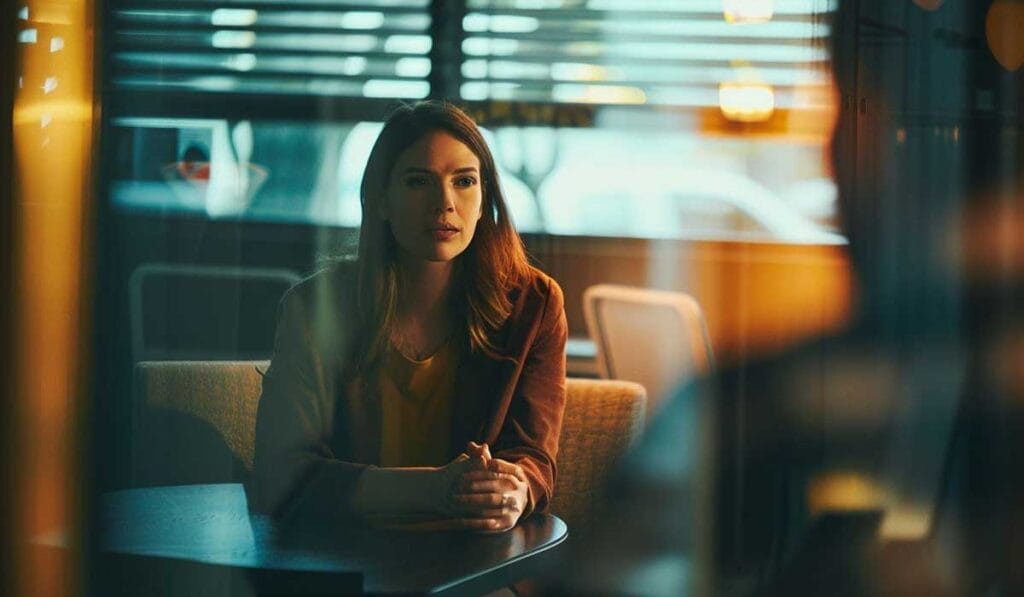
left=719, top=81, right=775, bottom=122
left=722, top=0, right=774, bottom=24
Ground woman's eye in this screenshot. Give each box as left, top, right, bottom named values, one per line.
left=454, top=176, right=478, bottom=188
left=404, top=176, right=428, bottom=187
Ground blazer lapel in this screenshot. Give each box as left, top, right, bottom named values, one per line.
left=342, top=375, right=381, bottom=465
left=450, top=349, right=517, bottom=457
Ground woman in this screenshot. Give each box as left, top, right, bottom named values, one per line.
left=251, top=101, right=567, bottom=533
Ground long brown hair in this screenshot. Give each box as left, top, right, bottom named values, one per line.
left=352, top=100, right=531, bottom=372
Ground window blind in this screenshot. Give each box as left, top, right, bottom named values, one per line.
left=109, top=0, right=434, bottom=99
left=460, top=0, right=834, bottom=109
left=108, top=0, right=835, bottom=116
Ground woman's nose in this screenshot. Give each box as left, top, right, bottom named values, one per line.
left=432, top=186, right=456, bottom=213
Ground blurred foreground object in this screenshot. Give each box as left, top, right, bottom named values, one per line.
left=10, top=0, right=98, bottom=594
left=555, top=0, right=1024, bottom=594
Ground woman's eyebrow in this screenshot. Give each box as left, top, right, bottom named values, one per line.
left=401, top=166, right=479, bottom=175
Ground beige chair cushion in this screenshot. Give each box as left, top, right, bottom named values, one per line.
left=133, top=360, right=268, bottom=486
left=552, top=378, right=646, bottom=535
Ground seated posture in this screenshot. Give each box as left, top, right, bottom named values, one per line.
left=251, top=101, right=567, bottom=532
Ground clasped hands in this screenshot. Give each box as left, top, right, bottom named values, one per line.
left=437, top=441, right=530, bottom=533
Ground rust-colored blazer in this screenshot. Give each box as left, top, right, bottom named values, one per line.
left=250, top=263, right=568, bottom=522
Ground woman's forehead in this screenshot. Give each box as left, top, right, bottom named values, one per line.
left=392, top=130, right=480, bottom=173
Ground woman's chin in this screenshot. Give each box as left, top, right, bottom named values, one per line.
left=424, top=244, right=469, bottom=263
left=426, top=252, right=463, bottom=264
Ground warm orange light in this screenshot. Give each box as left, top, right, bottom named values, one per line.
left=718, top=81, right=775, bottom=122
left=986, top=0, right=1024, bottom=72
left=807, top=471, right=886, bottom=517
left=722, top=0, right=774, bottom=23
left=13, top=0, right=96, bottom=594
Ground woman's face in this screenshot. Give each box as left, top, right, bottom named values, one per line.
left=383, top=130, right=484, bottom=265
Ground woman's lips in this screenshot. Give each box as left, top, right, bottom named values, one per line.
left=428, top=225, right=460, bottom=241
left=430, top=227, right=459, bottom=241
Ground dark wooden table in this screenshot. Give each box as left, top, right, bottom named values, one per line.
left=99, top=483, right=567, bottom=596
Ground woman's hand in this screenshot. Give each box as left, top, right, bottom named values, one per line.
left=433, top=448, right=489, bottom=516
left=451, top=443, right=531, bottom=533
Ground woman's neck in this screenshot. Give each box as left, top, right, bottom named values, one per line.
left=395, top=258, right=454, bottom=325
left=391, top=259, right=456, bottom=360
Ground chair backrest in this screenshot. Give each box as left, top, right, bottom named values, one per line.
left=583, top=284, right=713, bottom=418
left=129, top=263, right=300, bottom=362
left=552, top=378, right=647, bottom=536
left=132, top=360, right=268, bottom=487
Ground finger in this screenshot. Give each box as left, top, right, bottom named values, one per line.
left=460, top=470, right=498, bottom=481
left=453, top=493, right=507, bottom=509
left=487, top=459, right=529, bottom=483
left=460, top=471, right=520, bottom=484
left=449, top=517, right=512, bottom=533
left=450, top=499, right=514, bottom=519
left=466, top=441, right=493, bottom=463
left=461, top=507, right=509, bottom=519
left=454, top=454, right=488, bottom=473
left=453, top=493, right=523, bottom=518
left=458, top=478, right=515, bottom=494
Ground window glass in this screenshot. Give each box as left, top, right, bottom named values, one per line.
left=107, top=0, right=841, bottom=243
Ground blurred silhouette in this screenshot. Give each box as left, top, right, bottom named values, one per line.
left=557, top=0, right=1023, bottom=595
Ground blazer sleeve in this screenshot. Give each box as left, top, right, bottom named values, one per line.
left=492, top=278, right=569, bottom=516
left=250, top=286, right=367, bottom=522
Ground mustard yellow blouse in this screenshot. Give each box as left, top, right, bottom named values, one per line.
left=378, top=339, right=457, bottom=468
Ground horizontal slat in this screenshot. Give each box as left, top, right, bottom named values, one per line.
left=459, top=82, right=814, bottom=107
left=116, top=22, right=428, bottom=36
left=112, top=62, right=823, bottom=95
left=114, top=11, right=429, bottom=32
left=113, top=74, right=430, bottom=97
left=115, top=0, right=427, bottom=8
left=111, top=43, right=822, bottom=70
left=466, top=0, right=835, bottom=13
left=460, top=75, right=828, bottom=90
left=115, top=24, right=426, bottom=36
left=462, top=15, right=829, bottom=41
left=464, top=8, right=825, bottom=24
left=113, top=66, right=416, bottom=80
left=113, top=31, right=431, bottom=53
left=110, top=45, right=416, bottom=62
left=105, top=90, right=406, bottom=120
left=461, top=39, right=827, bottom=62
left=460, top=52, right=825, bottom=70
left=461, top=60, right=827, bottom=85
left=460, top=32, right=823, bottom=46
left=114, top=53, right=430, bottom=78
